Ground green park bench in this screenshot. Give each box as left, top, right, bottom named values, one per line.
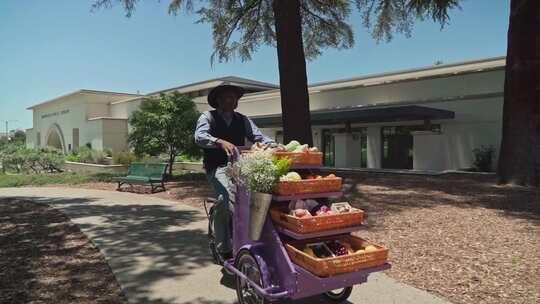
left=113, top=162, right=168, bottom=193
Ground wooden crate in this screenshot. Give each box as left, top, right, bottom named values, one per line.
left=274, top=178, right=342, bottom=196
left=285, top=235, right=389, bottom=277
left=273, top=151, right=323, bottom=166
left=241, top=150, right=323, bottom=166
left=270, top=207, right=363, bottom=234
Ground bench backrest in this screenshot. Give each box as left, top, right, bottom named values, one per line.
left=128, top=162, right=168, bottom=179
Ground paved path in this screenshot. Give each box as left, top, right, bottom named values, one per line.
left=0, top=187, right=451, bottom=304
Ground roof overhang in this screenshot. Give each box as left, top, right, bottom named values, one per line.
left=252, top=105, right=455, bottom=128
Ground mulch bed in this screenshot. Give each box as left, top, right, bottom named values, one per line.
left=344, top=173, right=540, bottom=304
left=0, top=198, right=127, bottom=304
left=36, top=172, right=540, bottom=304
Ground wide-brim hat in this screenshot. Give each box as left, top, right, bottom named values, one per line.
left=207, top=84, right=245, bottom=108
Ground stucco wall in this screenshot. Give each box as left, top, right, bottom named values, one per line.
left=232, top=70, right=504, bottom=117
left=102, top=119, right=129, bottom=152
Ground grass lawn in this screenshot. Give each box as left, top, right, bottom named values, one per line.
left=0, top=172, right=120, bottom=188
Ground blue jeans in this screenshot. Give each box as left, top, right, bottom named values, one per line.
left=206, top=166, right=234, bottom=254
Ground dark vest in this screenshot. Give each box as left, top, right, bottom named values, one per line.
left=203, top=110, right=246, bottom=170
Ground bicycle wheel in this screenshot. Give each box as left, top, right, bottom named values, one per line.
left=235, top=250, right=268, bottom=304
left=207, top=206, right=223, bottom=265
left=322, top=286, right=353, bottom=303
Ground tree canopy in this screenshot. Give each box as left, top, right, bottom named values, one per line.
left=93, top=0, right=459, bottom=63
left=128, top=92, right=200, bottom=175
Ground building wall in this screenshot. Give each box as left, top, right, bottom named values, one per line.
left=29, top=96, right=88, bottom=152
left=28, top=92, right=133, bottom=153
left=86, top=103, right=110, bottom=119
left=85, top=119, right=104, bottom=150
left=233, top=70, right=504, bottom=117
left=102, top=119, right=129, bottom=152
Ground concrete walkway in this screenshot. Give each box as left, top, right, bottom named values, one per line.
left=0, top=187, right=451, bottom=304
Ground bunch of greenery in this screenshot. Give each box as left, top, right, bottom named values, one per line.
left=272, top=156, right=292, bottom=178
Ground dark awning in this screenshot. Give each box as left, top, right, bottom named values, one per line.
left=251, top=105, right=455, bottom=128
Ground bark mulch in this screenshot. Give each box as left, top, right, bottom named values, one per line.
left=0, top=198, right=127, bottom=304
left=37, top=172, right=540, bottom=304
left=343, top=172, right=540, bottom=304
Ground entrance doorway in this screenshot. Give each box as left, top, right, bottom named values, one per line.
left=381, top=126, right=413, bottom=169
left=322, top=128, right=367, bottom=167
left=381, top=124, right=441, bottom=169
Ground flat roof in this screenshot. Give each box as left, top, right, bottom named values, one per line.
left=27, top=89, right=142, bottom=110
left=147, top=76, right=278, bottom=96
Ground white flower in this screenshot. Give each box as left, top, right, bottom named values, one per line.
left=226, top=150, right=278, bottom=194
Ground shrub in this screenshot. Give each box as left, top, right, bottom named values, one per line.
left=91, top=150, right=106, bottom=164
left=472, top=145, right=495, bottom=172
left=103, top=148, right=113, bottom=157
left=37, top=147, right=65, bottom=173
left=65, top=152, right=81, bottom=162
left=78, top=146, right=93, bottom=163
left=112, top=151, right=137, bottom=166
left=175, top=154, right=202, bottom=162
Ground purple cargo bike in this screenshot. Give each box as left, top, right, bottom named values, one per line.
left=204, top=151, right=391, bottom=303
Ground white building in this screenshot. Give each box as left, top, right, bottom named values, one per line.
left=26, top=57, right=505, bottom=171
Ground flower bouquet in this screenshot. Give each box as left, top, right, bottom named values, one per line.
left=227, top=150, right=291, bottom=240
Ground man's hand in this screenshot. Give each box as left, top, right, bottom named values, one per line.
left=216, top=139, right=236, bottom=158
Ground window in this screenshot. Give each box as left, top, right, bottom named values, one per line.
left=36, top=132, right=41, bottom=147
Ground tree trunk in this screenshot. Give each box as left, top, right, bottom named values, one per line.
left=497, top=0, right=540, bottom=187
left=272, top=0, right=313, bottom=146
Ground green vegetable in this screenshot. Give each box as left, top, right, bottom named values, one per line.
left=281, top=171, right=302, bottom=181
left=273, top=156, right=292, bottom=178
left=285, top=140, right=300, bottom=152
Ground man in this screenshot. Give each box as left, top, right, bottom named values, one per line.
left=194, top=84, right=275, bottom=260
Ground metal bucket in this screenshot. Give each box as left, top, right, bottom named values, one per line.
left=248, top=192, right=273, bottom=240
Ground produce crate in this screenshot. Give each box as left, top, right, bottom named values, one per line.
left=273, top=151, right=323, bottom=166
left=270, top=206, right=363, bottom=234
left=274, top=177, right=342, bottom=196
left=285, top=235, right=389, bottom=277
left=242, top=150, right=323, bottom=166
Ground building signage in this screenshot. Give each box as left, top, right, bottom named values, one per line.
left=41, top=109, right=70, bottom=119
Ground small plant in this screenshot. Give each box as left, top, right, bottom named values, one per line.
left=472, top=145, right=495, bottom=172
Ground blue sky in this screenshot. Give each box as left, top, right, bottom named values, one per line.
left=0, top=0, right=509, bottom=130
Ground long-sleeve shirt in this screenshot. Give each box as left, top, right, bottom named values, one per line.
left=194, top=110, right=275, bottom=149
